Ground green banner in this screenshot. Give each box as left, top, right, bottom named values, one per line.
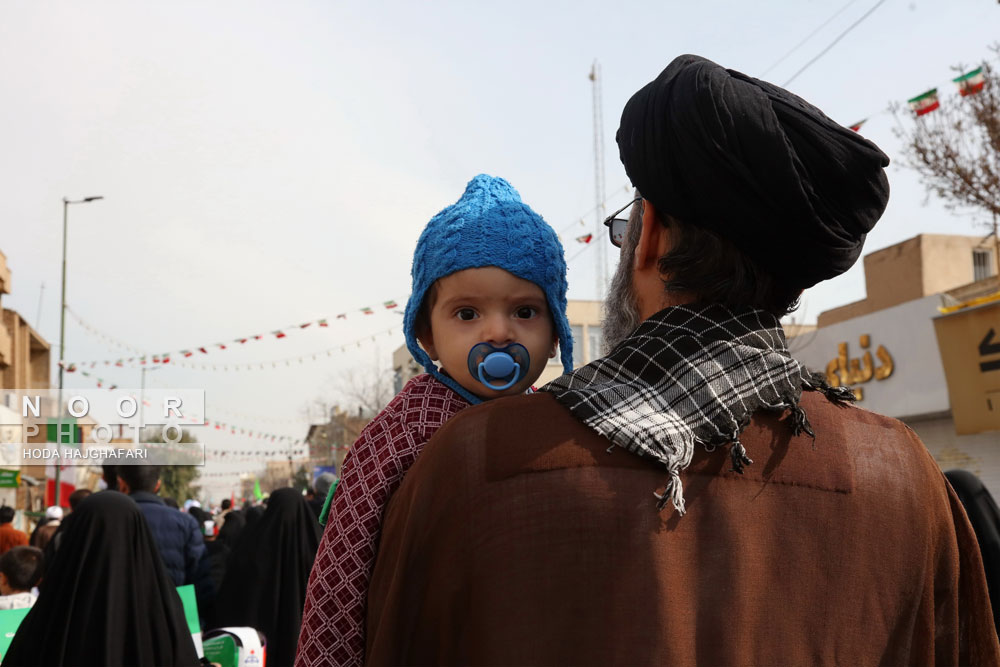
left=176, top=584, right=200, bottom=635
left=0, top=470, right=20, bottom=489
left=0, top=607, right=31, bottom=661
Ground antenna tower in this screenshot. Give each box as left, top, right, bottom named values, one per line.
left=589, top=60, right=607, bottom=298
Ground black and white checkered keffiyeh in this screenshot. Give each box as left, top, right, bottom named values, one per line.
left=543, top=303, right=853, bottom=514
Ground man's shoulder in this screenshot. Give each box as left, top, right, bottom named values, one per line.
left=419, top=392, right=629, bottom=476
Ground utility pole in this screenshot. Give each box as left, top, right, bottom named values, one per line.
left=590, top=61, right=608, bottom=298
left=56, top=196, right=103, bottom=507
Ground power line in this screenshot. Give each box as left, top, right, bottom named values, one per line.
left=760, top=0, right=861, bottom=77
left=782, top=0, right=889, bottom=87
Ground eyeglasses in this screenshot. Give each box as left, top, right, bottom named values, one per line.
left=602, top=197, right=641, bottom=248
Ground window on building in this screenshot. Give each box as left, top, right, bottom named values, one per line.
left=973, top=248, right=994, bottom=281
left=571, top=325, right=584, bottom=368
left=587, top=325, right=603, bottom=363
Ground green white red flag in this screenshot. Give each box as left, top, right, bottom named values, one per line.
left=576, top=233, right=593, bottom=244
left=848, top=119, right=866, bottom=132
left=953, top=67, right=985, bottom=96
left=908, top=89, right=940, bottom=116
left=383, top=300, right=398, bottom=309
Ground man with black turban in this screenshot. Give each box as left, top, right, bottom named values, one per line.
left=357, top=56, right=1000, bottom=666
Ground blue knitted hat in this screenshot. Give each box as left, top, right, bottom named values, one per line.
left=404, top=174, right=573, bottom=404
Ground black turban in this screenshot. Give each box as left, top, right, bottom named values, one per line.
left=616, top=54, right=890, bottom=289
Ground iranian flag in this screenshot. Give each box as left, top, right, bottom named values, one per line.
left=908, top=88, right=940, bottom=116
left=383, top=300, right=398, bottom=309
left=848, top=119, right=866, bottom=132
left=361, top=307, right=374, bottom=315
left=954, top=67, right=985, bottom=96
left=576, top=233, right=593, bottom=244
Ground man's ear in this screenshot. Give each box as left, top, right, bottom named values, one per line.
left=634, top=200, right=668, bottom=271
left=416, top=328, right=439, bottom=362
left=117, top=479, right=130, bottom=495
left=154, top=479, right=162, bottom=494
left=549, top=335, right=558, bottom=359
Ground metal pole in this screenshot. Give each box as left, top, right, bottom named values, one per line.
left=54, top=199, right=68, bottom=508
left=54, top=196, right=102, bottom=506
left=139, top=366, right=146, bottom=441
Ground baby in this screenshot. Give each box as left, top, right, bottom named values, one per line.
left=297, top=174, right=573, bottom=666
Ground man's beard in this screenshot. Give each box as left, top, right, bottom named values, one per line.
left=601, top=210, right=643, bottom=354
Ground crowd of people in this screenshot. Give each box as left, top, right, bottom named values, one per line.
left=0, top=466, right=324, bottom=666
left=2, top=52, right=999, bottom=666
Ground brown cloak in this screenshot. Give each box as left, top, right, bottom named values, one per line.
left=366, top=391, right=999, bottom=666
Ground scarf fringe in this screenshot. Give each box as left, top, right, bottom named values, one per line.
left=654, top=470, right=686, bottom=515
left=728, top=436, right=753, bottom=474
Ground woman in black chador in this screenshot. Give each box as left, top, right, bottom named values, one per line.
left=3, top=491, right=198, bottom=666
left=211, top=487, right=320, bottom=667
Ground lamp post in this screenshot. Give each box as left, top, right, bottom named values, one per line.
left=55, top=196, right=103, bottom=507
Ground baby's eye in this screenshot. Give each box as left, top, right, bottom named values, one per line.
left=456, top=308, right=478, bottom=321
left=514, top=307, right=537, bottom=319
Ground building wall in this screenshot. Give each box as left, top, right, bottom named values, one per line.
left=0, top=251, right=11, bottom=370
left=907, top=415, right=1000, bottom=501
left=818, top=234, right=994, bottom=327
left=1, top=310, right=50, bottom=391
left=790, top=295, right=951, bottom=420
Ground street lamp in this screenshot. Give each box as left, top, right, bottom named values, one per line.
left=55, top=196, right=103, bottom=507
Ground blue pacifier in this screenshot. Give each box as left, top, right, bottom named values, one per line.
left=467, top=342, right=531, bottom=392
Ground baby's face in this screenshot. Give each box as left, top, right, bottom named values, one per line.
left=419, top=267, right=557, bottom=400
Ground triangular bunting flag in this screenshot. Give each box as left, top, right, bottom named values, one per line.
left=576, top=233, right=593, bottom=244
left=273, top=330, right=286, bottom=339
left=383, top=300, right=398, bottom=309
left=318, top=319, right=328, bottom=327
left=848, top=119, right=866, bottom=132
left=336, top=314, right=347, bottom=320
left=361, top=307, right=374, bottom=315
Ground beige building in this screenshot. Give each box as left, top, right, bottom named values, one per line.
left=818, top=233, right=998, bottom=327
left=0, top=250, right=50, bottom=391
left=391, top=300, right=604, bottom=392
left=0, top=249, right=53, bottom=527
left=790, top=233, right=1000, bottom=493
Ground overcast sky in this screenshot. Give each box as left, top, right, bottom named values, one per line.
left=2, top=1, right=996, bottom=500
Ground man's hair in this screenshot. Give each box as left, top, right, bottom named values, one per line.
left=117, top=465, right=161, bottom=494
left=68, top=489, right=92, bottom=511
left=163, top=496, right=179, bottom=509
left=0, top=507, right=14, bottom=524
left=0, top=546, right=43, bottom=591
left=221, top=499, right=231, bottom=510
left=654, top=209, right=801, bottom=317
